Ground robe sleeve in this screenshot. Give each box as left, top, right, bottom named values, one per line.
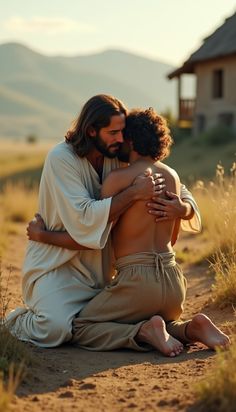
left=180, top=184, right=201, bottom=233
left=44, top=148, right=113, bottom=249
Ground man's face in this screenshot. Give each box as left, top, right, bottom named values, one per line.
left=91, top=114, right=126, bottom=158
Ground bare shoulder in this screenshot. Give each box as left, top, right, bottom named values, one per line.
left=154, top=162, right=180, bottom=193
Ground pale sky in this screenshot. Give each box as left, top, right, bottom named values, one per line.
left=0, top=0, right=236, bottom=66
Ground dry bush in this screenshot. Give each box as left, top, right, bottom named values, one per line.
left=195, top=335, right=236, bottom=412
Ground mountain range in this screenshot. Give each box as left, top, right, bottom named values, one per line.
left=0, top=42, right=177, bottom=139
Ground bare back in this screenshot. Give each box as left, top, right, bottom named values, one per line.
left=101, top=159, right=181, bottom=259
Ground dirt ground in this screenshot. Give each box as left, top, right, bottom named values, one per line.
left=2, top=224, right=235, bottom=412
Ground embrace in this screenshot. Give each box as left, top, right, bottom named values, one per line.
left=7, top=94, right=229, bottom=356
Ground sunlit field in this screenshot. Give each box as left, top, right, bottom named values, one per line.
left=0, top=140, right=235, bottom=410
left=0, top=140, right=52, bottom=255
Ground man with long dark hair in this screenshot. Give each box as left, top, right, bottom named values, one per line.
left=7, top=95, right=200, bottom=348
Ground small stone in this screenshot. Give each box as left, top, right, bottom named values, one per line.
left=152, top=385, right=161, bottom=390
left=58, top=391, right=74, bottom=398
left=158, top=399, right=168, bottom=406
left=79, top=383, right=96, bottom=390
left=127, top=402, right=137, bottom=408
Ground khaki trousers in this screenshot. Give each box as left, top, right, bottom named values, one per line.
left=72, top=252, right=190, bottom=351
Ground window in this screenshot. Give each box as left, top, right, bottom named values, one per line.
left=212, top=69, right=224, bottom=98
left=218, top=113, right=234, bottom=127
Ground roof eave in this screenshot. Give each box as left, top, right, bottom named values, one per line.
left=168, top=51, right=236, bottom=79
left=167, top=62, right=194, bottom=79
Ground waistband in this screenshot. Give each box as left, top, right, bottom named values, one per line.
left=115, top=252, right=176, bottom=271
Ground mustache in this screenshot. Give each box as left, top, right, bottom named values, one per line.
left=109, top=143, right=121, bottom=149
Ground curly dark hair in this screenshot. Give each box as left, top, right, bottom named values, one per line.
left=124, top=108, right=173, bottom=160
left=65, top=94, right=127, bottom=157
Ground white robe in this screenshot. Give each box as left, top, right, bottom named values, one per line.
left=7, top=142, right=201, bottom=347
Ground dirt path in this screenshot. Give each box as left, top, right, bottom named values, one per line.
left=2, top=226, right=234, bottom=412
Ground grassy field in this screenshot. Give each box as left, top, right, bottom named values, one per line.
left=167, top=134, right=236, bottom=185
left=0, top=140, right=54, bottom=189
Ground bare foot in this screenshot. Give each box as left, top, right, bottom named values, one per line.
left=186, top=313, right=230, bottom=350
left=137, top=315, right=184, bottom=357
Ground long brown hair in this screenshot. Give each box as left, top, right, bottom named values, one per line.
left=65, top=94, right=127, bottom=157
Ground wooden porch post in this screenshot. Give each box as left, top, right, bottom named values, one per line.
left=177, top=75, right=182, bottom=123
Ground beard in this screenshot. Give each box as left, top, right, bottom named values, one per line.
left=92, top=132, right=131, bottom=162
left=92, top=133, right=121, bottom=158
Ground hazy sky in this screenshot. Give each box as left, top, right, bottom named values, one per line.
left=1, top=0, right=236, bottom=65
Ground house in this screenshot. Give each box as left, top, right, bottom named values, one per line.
left=168, top=11, right=236, bottom=135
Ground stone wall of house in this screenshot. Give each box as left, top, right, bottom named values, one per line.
left=193, top=55, right=236, bottom=135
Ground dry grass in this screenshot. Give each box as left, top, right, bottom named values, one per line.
left=193, top=162, right=236, bottom=253
left=0, top=182, right=38, bottom=223
left=211, top=249, right=236, bottom=308
left=0, top=140, right=52, bottom=180
left=0, top=182, right=38, bottom=256
left=192, top=164, right=236, bottom=410
left=0, top=365, right=22, bottom=412
left=193, top=163, right=236, bottom=306
left=0, top=265, right=33, bottom=411
left=195, top=336, right=236, bottom=412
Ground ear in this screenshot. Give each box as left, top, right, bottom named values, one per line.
left=87, top=126, right=96, bottom=137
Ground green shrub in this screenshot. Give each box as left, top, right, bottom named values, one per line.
left=198, top=125, right=236, bottom=146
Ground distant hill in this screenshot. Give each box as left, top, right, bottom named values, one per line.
left=0, top=42, right=177, bottom=139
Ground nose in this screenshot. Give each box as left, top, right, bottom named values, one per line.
left=116, top=131, right=124, bottom=143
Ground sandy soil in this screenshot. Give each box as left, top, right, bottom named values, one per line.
left=2, top=224, right=235, bottom=412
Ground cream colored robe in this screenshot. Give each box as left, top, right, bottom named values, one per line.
left=7, top=142, right=201, bottom=347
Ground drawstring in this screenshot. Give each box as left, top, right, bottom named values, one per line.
left=115, top=252, right=175, bottom=282
left=154, top=253, right=165, bottom=282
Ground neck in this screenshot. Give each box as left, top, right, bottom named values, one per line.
left=129, top=151, right=154, bottom=165
left=86, top=148, right=104, bottom=174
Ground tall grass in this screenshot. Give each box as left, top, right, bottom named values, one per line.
left=195, top=337, right=236, bottom=412
left=0, top=265, right=32, bottom=411
left=193, top=164, right=236, bottom=409
left=193, top=162, right=236, bottom=306
left=193, top=162, right=236, bottom=254
left=0, top=366, right=22, bottom=412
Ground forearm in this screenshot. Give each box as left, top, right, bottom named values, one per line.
left=36, top=230, right=91, bottom=250
left=181, top=200, right=195, bottom=220
left=108, top=185, right=138, bottom=222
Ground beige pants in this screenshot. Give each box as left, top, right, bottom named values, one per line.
left=72, top=252, right=190, bottom=351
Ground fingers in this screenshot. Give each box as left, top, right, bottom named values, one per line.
left=165, top=191, right=178, bottom=199
left=35, top=213, right=43, bottom=221
left=153, top=173, right=164, bottom=180
left=151, top=197, right=170, bottom=205
left=144, top=168, right=152, bottom=176
left=148, top=209, right=169, bottom=219
left=155, top=217, right=169, bottom=222
left=153, top=187, right=165, bottom=196
left=147, top=202, right=167, bottom=210
left=153, top=176, right=165, bottom=196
